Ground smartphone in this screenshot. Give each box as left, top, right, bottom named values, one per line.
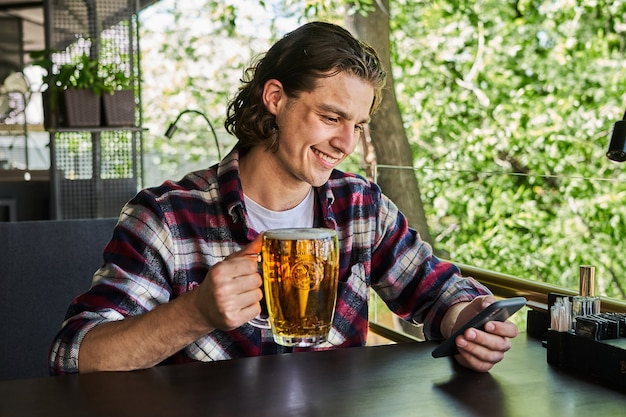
left=431, top=297, right=527, bottom=358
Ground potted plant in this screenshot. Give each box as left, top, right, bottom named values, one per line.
left=31, top=50, right=111, bottom=127
left=101, top=63, right=136, bottom=127
left=62, top=53, right=111, bottom=127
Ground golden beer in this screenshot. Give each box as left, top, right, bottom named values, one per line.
left=261, top=228, right=339, bottom=347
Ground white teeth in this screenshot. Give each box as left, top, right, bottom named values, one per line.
left=313, top=148, right=340, bottom=164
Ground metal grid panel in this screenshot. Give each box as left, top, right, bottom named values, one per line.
left=46, top=0, right=140, bottom=99
left=100, top=130, right=136, bottom=179
left=47, top=0, right=142, bottom=219
left=53, top=130, right=140, bottom=219
left=49, top=0, right=134, bottom=57
left=53, top=131, right=93, bottom=179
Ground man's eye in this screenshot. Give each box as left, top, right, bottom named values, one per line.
left=355, top=125, right=364, bottom=132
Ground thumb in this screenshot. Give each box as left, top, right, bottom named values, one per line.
left=478, top=295, right=497, bottom=310
left=227, top=233, right=263, bottom=260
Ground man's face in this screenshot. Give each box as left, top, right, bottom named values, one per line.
left=267, top=72, right=374, bottom=187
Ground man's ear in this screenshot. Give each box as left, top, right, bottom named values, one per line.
left=262, top=79, right=284, bottom=116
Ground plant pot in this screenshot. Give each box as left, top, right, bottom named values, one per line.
left=63, top=89, right=101, bottom=127
left=102, top=90, right=135, bottom=127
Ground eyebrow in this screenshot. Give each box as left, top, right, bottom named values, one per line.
left=319, top=103, right=369, bottom=125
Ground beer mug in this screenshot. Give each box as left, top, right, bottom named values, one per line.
left=252, top=228, right=340, bottom=347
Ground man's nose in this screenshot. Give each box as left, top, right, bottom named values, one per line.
left=338, top=123, right=359, bottom=149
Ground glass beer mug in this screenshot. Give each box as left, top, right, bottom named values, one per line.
left=250, top=228, right=340, bottom=347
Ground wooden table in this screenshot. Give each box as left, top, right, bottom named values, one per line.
left=1, top=333, right=624, bottom=417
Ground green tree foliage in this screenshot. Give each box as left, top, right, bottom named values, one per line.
left=390, top=0, right=626, bottom=297
left=140, top=0, right=626, bottom=298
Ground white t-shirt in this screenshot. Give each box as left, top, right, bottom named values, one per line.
left=244, top=187, right=315, bottom=232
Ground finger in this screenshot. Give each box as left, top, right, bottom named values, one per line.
left=466, top=326, right=513, bottom=352
left=455, top=347, right=502, bottom=373
left=236, top=300, right=263, bottom=326
left=453, top=296, right=496, bottom=330
left=479, top=295, right=497, bottom=308
left=217, top=297, right=263, bottom=331
left=455, top=334, right=506, bottom=372
left=208, top=258, right=259, bottom=285
left=208, top=279, right=263, bottom=329
left=214, top=268, right=262, bottom=296
left=456, top=328, right=511, bottom=360
left=483, top=320, right=519, bottom=338
left=466, top=295, right=497, bottom=314
left=233, top=273, right=263, bottom=296
left=223, top=283, right=263, bottom=309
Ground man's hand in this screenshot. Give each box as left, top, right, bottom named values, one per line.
left=446, top=295, right=519, bottom=372
left=192, top=234, right=264, bottom=331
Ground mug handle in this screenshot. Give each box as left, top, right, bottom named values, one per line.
left=248, top=314, right=271, bottom=329
left=249, top=257, right=271, bottom=329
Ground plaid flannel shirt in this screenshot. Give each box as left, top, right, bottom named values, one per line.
left=49, top=147, right=489, bottom=374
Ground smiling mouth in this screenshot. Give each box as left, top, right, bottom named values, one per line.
left=312, top=147, right=343, bottom=165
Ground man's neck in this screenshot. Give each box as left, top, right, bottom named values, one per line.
left=239, top=146, right=312, bottom=212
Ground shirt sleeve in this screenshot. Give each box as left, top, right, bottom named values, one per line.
left=370, top=193, right=491, bottom=341
left=48, top=192, right=176, bottom=375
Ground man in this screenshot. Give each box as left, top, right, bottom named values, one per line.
left=49, top=21, right=517, bottom=375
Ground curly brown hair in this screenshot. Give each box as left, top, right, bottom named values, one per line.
left=224, top=21, right=387, bottom=152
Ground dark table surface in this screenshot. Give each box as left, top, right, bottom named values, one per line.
left=1, top=333, right=625, bottom=417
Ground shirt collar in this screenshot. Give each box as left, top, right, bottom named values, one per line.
left=217, top=146, right=246, bottom=225
left=217, top=145, right=337, bottom=229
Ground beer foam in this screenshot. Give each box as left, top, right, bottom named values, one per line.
left=264, top=228, right=336, bottom=240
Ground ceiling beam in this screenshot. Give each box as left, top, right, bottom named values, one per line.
left=0, top=2, right=42, bottom=12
